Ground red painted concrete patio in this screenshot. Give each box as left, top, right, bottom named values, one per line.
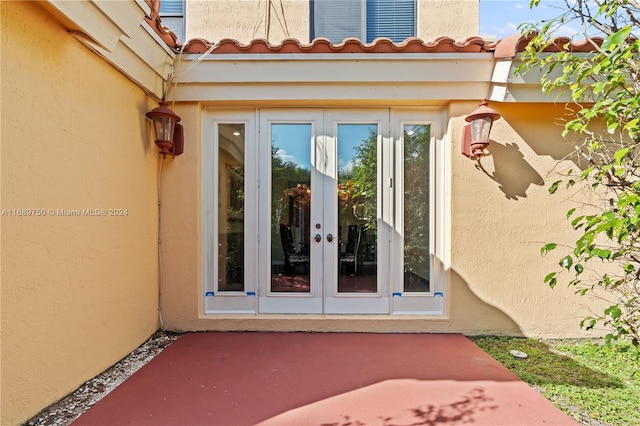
left=73, top=333, right=576, bottom=425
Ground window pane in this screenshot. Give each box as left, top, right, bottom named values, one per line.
left=159, top=0, right=184, bottom=14
left=160, top=17, right=185, bottom=40
left=403, top=124, right=430, bottom=292
left=337, top=124, right=377, bottom=293
left=311, top=0, right=363, bottom=43
left=271, top=124, right=312, bottom=293
left=366, top=0, right=416, bottom=43
left=218, top=124, right=245, bottom=292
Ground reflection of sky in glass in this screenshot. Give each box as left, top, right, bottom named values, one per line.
left=338, top=124, right=376, bottom=174
left=404, top=125, right=430, bottom=160
left=272, top=124, right=312, bottom=170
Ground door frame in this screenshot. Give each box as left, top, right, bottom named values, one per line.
left=258, top=109, right=324, bottom=313
left=257, top=108, right=391, bottom=314
left=321, top=109, right=390, bottom=314
left=202, top=107, right=448, bottom=316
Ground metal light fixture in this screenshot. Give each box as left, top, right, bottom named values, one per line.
left=146, top=100, right=183, bottom=158
left=461, top=99, right=501, bottom=159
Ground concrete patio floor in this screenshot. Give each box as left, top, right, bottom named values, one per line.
left=73, top=332, right=576, bottom=425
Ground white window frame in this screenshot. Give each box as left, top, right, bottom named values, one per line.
left=390, top=108, right=447, bottom=315
left=203, top=109, right=258, bottom=314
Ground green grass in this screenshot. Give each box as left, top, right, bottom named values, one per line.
left=469, top=337, right=640, bottom=425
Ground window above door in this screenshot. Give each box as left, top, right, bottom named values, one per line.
left=159, top=0, right=185, bottom=40
left=310, top=0, right=416, bottom=43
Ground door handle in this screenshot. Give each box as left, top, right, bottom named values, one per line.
left=326, top=233, right=334, bottom=243
left=314, top=234, right=322, bottom=243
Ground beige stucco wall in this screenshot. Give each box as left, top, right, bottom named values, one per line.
left=185, top=0, right=478, bottom=44
left=1, top=2, right=159, bottom=424
left=157, top=100, right=605, bottom=338
left=186, top=0, right=310, bottom=43
left=448, top=101, right=609, bottom=338
left=418, top=0, right=479, bottom=41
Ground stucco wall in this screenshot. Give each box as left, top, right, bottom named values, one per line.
left=448, top=101, right=609, bottom=338
left=418, top=0, right=479, bottom=41
left=1, top=2, right=159, bottom=423
left=185, top=0, right=478, bottom=44
left=186, top=0, right=310, bottom=43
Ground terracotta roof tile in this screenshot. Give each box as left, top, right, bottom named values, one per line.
left=144, top=0, right=180, bottom=49
left=180, top=36, right=492, bottom=54
left=493, top=33, right=603, bottom=59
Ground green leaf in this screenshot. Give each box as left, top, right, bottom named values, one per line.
left=544, top=272, right=556, bottom=283
left=540, top=243, right=557, bottom=255
left=571, top=215, right=585, bottom=229
left=575, top=263, right=584, bottom=274
left=602, top=26, right=632, bottom=50
left=581, top=318, right=597, bottom=330
left=605, top=305, right=622, bottom=320
left=581, top=166, right=594, bottom=179
left=549, top=181, right=561, bottom=194
left=560, top=255, right=573, bottom=269
left=624, top=263, right=635, bottom=273
left=566, top=207, right=576, bottom=218
left=614, top=147, right=630, bottom=164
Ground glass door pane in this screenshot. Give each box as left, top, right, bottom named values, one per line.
left=337, top=124, right=378, bottom=293
left=270, top=124, right=312, bottom=293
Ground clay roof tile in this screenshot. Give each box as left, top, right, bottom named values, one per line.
left=179, top=35, right=494, bottom=55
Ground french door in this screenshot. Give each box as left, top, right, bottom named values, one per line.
left=258, top=109, right=390, bottom=314
left=203, top=107, right=445, bottom=316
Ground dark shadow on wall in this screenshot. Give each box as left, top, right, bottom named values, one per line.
left=477, top=141, right=544, bottom=200
left=448, top=268, right=524, bottom=336
left=471, top=103, right=594, bottom=200
left=448, top=269, right=625, bottom=389
left=498, top=105, right=587, bottom=168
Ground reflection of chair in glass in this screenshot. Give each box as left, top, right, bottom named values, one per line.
left=340, top=225, right=363, bottom=275
left=279, top=224, right=309, bottom=275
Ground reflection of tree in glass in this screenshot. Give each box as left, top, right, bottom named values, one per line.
left=225, top=166, right=245, bottom=289
left=271, top=146, right=311, bottom=258
left=404, top=125, right=430, bottom=287
left=338, top=129, right=377, bottom=230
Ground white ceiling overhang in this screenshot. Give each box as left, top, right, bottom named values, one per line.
left=40, top=0, right=174, bottom=99
left=489, top=57, right=573, bottom=103
left=170, top=53, right=497, bottom=105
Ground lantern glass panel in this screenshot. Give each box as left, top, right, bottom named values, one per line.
left=471, top=117, right=492, bottom=142
left=153, top=117, right=164, bottom=140
left=164, top=117, right=175, bottom=140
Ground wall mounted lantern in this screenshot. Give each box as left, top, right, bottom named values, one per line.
left=461, top=99, right=501, bottom=159
left=146, top=100, right=184, bottom=158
